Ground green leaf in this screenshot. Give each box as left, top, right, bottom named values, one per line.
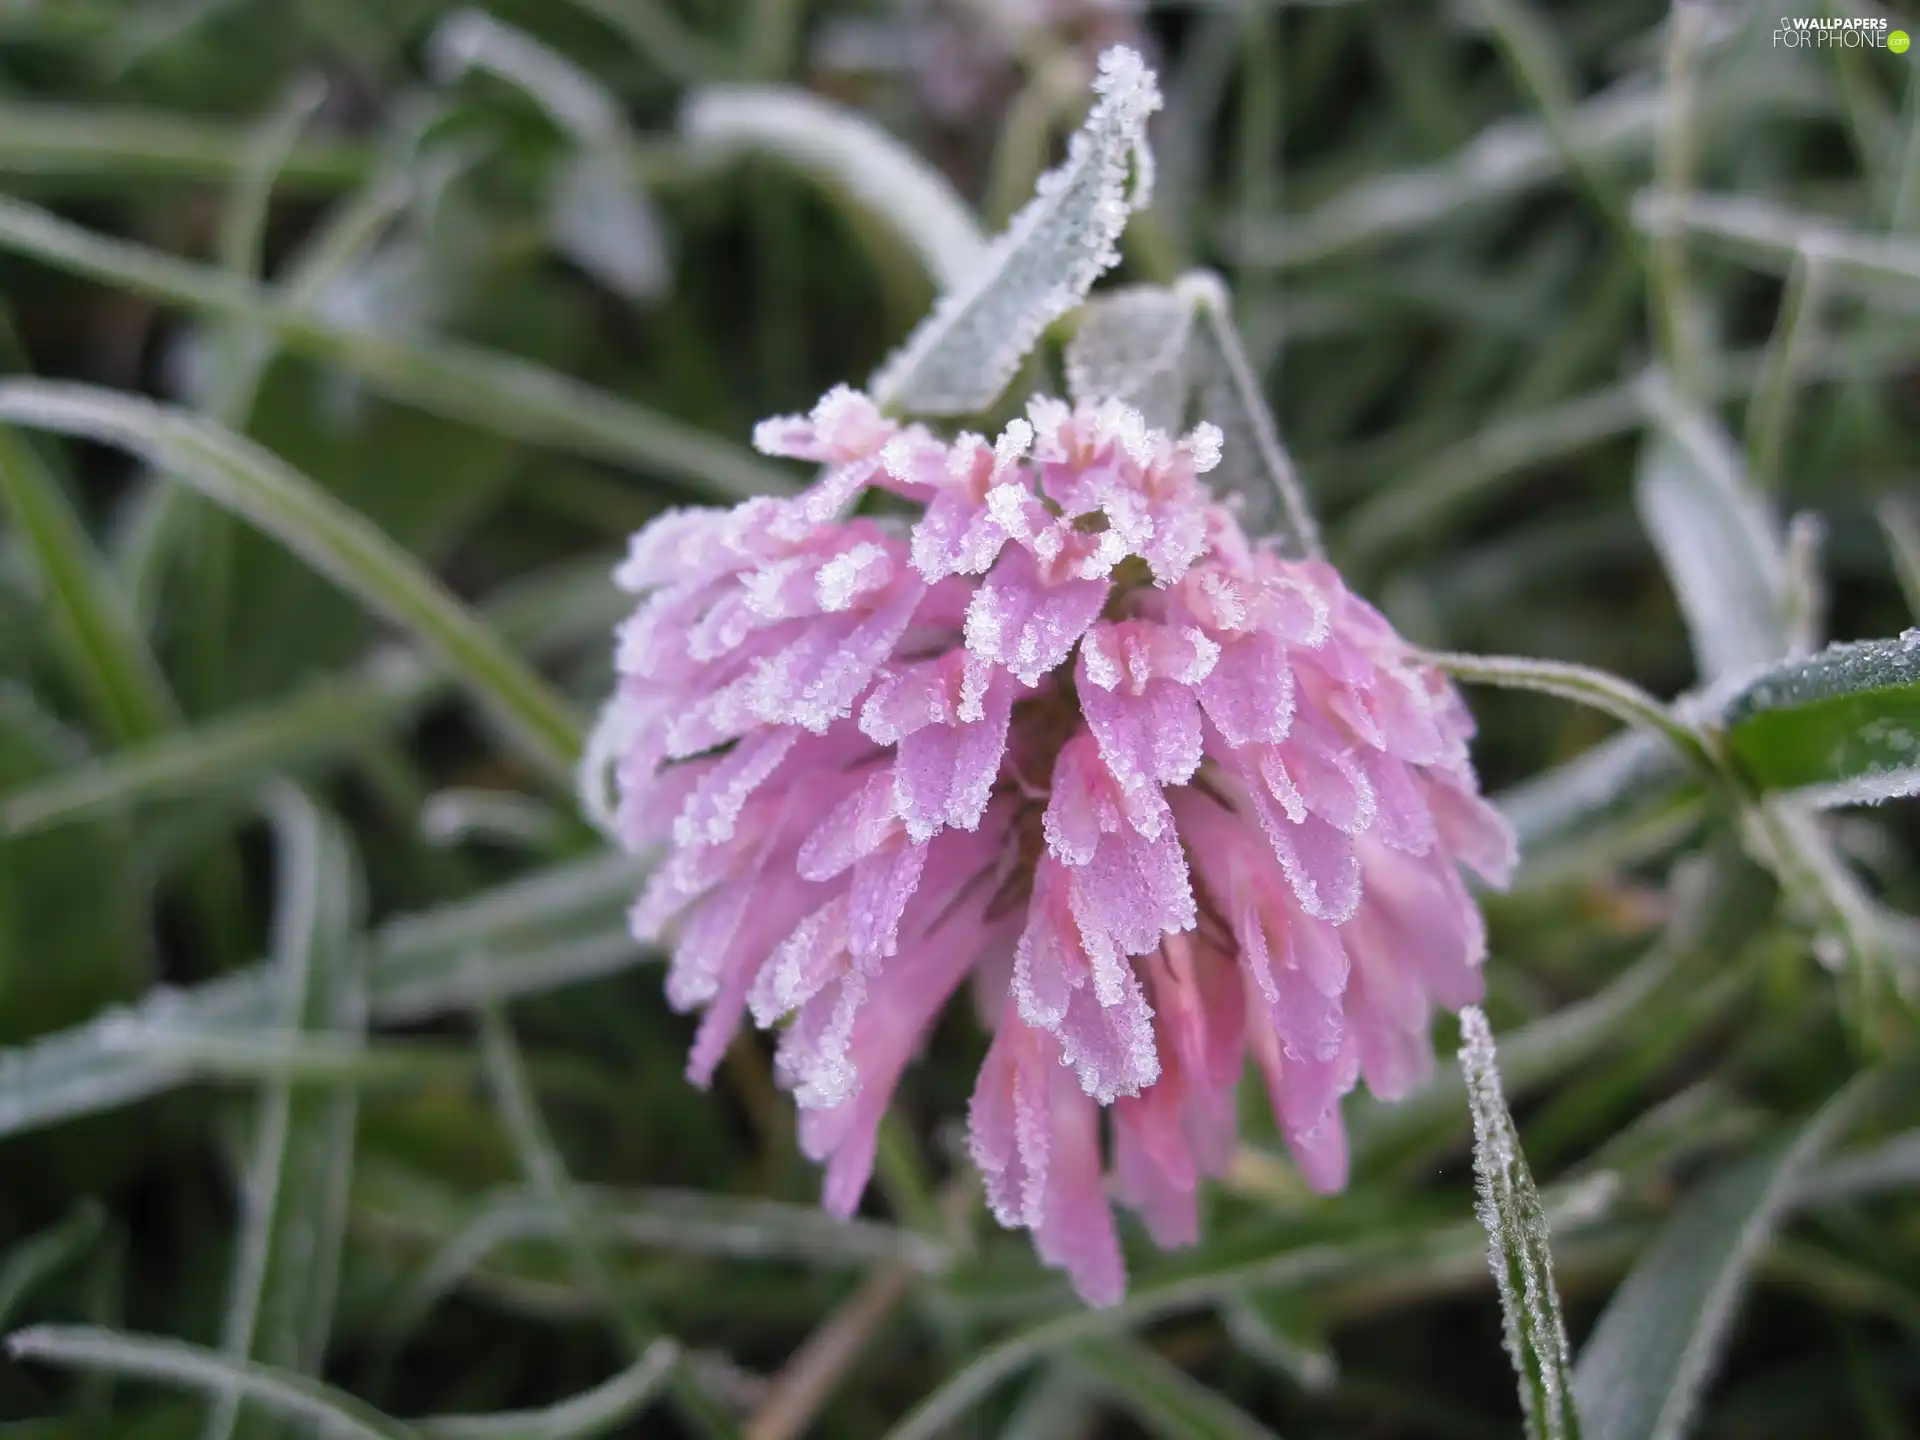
left=5, top=1327, right=420, bottom=1440
left=1457, top=1006, right=1582, bottom=1440
left=0, top=426, right=177, bottom=743
left=206, top=787, right=365, bottom=1440
left=1572, top=1064, right=1899, bottom=1440
left=681, top=84, right=986, bottom=291
left=418, top=1340, right=678, bottom=1440
left=871, top=47, right=1160, bottom=415
left=1718, top=633, right=1920, bottom=805
left=1068, top=1338, right=1282, bottom=1440
left=0, top=195, right=786, bottom=501
left=0, top=384, right=582, bottom=783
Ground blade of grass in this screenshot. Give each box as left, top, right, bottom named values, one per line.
left=0, top=383, right=583, bottom=783
left=419, top=1339, right=678, bottom=1440
left=1635, top=190, right=1920, bottom=295
left=184, top=81, right=327, bottom=716
left=205, top=786, right=364, bottom=1440
left=0, top=426, right=177, bottom=742
left=1068, top=1337, right=1282, bottom=1440
left=0, top=1203, right=105, bottom=1331
left=1572, top=1062, right=1905, bottom=1440
left=472, top=991, right=731, bottom=1440
left=6, top=1327, right=420, bottom=1440
left=0, top=196, right=787, bottom=500
left=120, top=164, right=415, bottom=623
left=0, top=102, right=369, bottom=190
left=1475, top=0, right=1641, bottom=268
left=1743, top=244, right=1827, bottom=495
left=1459, top=1006, right=1583, bottom=1440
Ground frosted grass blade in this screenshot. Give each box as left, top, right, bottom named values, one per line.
left=6, top=1327, right=419, bottom=1440
left=205, top=787, right=365, bottom=1440
left=1458, top=1006, right=1582, bottom=1440
left=0, top=383, right=583, bottom=783
left=0, top=426, right=177, bottom=743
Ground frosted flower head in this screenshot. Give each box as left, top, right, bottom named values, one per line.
left=587, top=387, right=1516, bottom=1306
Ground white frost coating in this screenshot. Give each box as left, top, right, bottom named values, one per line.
left=871, top=47, right=1163, bottom=416
left=427, top=9, right=623, bottom=145
left=549, top=149, right=668, bottom=302
left=1064, top=284, right=1194, bottom=432
left=1459, top=1005, right=1581, bottom=1440
left=681, top=85, right=987, bottom=292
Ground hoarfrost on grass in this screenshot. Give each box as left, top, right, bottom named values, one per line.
left=1460, top=1005, right=1582, bottom=1440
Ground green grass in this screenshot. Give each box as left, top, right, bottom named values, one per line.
left=1, top=3, right=1917, bottom=1438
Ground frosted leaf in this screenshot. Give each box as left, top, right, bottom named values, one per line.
left=1176, top=272, right=1324, bottom=562
left=1064, top=284, right=1194, bottom=432
left=681, top=84, right=987, bottom=292
left=871, top=47, right=1163, bottom=416
left=1458, top=1006, right=1583, bottom=1440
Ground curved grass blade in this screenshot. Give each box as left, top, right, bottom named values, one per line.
left=6, top=1327, right=419, bottom=1440
left=1069, top=1338, right=1281, bottom=1440
left=0, top=196, right=785, bottom=500
left=0, top=1203, right=105, bottom=1331
left=682, top=84, right=986, bottom=291
left=0, top=427, right=176, bottom=742
left=871, top=47, right=1160, bottom=415
left=0, top=384, right=582, bottom=782
left=1717, top=634, right=1920, bottom=807
left=207, top=786, right=365, bottom=1440
left=1572, top=1063, right=1901, bottom=1440
left=419, top=1340, right=678, bottom=1440
left=1458, top=1006, right=1582, bottom=1440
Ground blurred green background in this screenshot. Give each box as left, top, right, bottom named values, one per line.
left=0, top=1, right=1917, bottom=1436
